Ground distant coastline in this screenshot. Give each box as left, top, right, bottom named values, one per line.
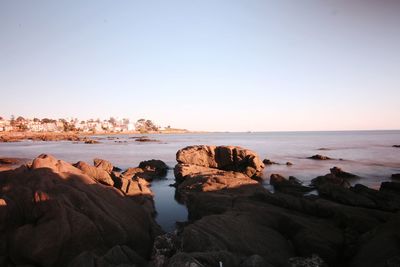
left=0, top=129, right=208, bottom=143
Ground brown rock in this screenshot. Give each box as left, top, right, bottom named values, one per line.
left=311, top=167, right=358, bottom=188
left=135, top=137, right=159, bottom=142
left=175, top=164, right=263, bottom=203
left=166, top=251, right=241, bottom=267
left=74, top=161, right=114, bottom=186
left=176, top=145, right=264, bottom=178
left=84, top=139, right=100, bottom=144
left=139, top=159, right=168, bottom=177
left=0, top=158, right=22, bottom=165
left=351, top=215, right=400, bottom=267
left=69, top=245, right=148, bottom=267
left=308, top=154, right=332, bottom=160
left=0, top=155, right=158, bottom=267
left=330, top=167, right=358, bottom=179
left=270, top=174, right=313, bottom=196
left=263, top=159, right=279, bottom=165
left=93, top=158, right=113, bottom=173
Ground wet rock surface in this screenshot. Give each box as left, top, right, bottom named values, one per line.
left=270, top=174, right=314, bottom=196
left=165, top=146, right=400, bottom=267
left=311, top=167, right=358, bottom=188
left=0, top=154, right=163, bottom=267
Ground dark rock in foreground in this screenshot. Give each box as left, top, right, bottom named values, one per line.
left=0, top=154, right=161, bottom=267
left=312, top=166, right=358, bottom=188
left=166, top=146, right=400, bottom=267
left=270, top=174, right=314, bottom=196
left=391, top=173, right=400, bottom=180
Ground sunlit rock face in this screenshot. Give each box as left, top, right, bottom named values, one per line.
left=176, top=145, right=265, bottom=179
left=0, top=154, right=160, bottom=267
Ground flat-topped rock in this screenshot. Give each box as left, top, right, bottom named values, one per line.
left=175, top=164, right=263, bottom=202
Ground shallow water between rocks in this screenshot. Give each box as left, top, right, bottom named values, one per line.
left=1, top=131, right=400, bottom=231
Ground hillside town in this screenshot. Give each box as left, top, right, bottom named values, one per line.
left=0, top=116, right=177, bottom=133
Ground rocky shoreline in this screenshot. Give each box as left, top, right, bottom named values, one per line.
left=0, top=146, right=399, bottom=266
left=0, top=130, right=200, bottom=143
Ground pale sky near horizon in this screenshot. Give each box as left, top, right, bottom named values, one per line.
left=0, top=1, right=399, bottom=131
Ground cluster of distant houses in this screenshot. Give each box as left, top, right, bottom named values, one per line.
left=0, top=116, right=163, bottom=133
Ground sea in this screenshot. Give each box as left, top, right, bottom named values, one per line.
left=1, top=130, right=400, bottom=231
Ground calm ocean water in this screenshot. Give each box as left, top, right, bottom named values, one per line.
left=1, top=131, right=400, bottom=231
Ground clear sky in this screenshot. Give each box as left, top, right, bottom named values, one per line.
left=0, top=0, right=399, bottom=131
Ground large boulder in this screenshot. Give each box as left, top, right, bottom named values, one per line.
left=176, top=145, right=264, bottom=178
left=170, top=146, right=399, bottom=266
left=93, top=158, right=113, bottom=173
left=139, top=159, right=169, bottom=177
left=351, top=214, right=400, bottom=267
left=74, top=161, right=114, bottom=186
left=0, top=154, right=158, bottom=267
left=123, top=159, right=169, bottom=181
left=176, top=165, right=263, bottom=203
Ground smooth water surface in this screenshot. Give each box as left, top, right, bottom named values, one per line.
left=1, top=131, right=400, bottom=231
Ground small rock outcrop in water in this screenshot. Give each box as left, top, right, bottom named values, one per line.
left=0, top=158, right=22, bottom=165
left=0, top=154, right=161, bottom=267
left=270, top=174, right=313, bottom=196
left=263, top=158, right=279, bottom=165
left=84, top=139, right=100, bottom=144
left=311, top=166, right=358, bottom=188
left=176, top=145, right=265, bottom=179
left=164, top=146, right=400, bottom=267
left=308, top=154, right=332, bottom=160
left=122, top=159, right=169, bottom=182
left=135, top=137, right=160, bottom=142
left=393, top=145, right=400, bottom=148
left=139, top=159, right=169, bottom=177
